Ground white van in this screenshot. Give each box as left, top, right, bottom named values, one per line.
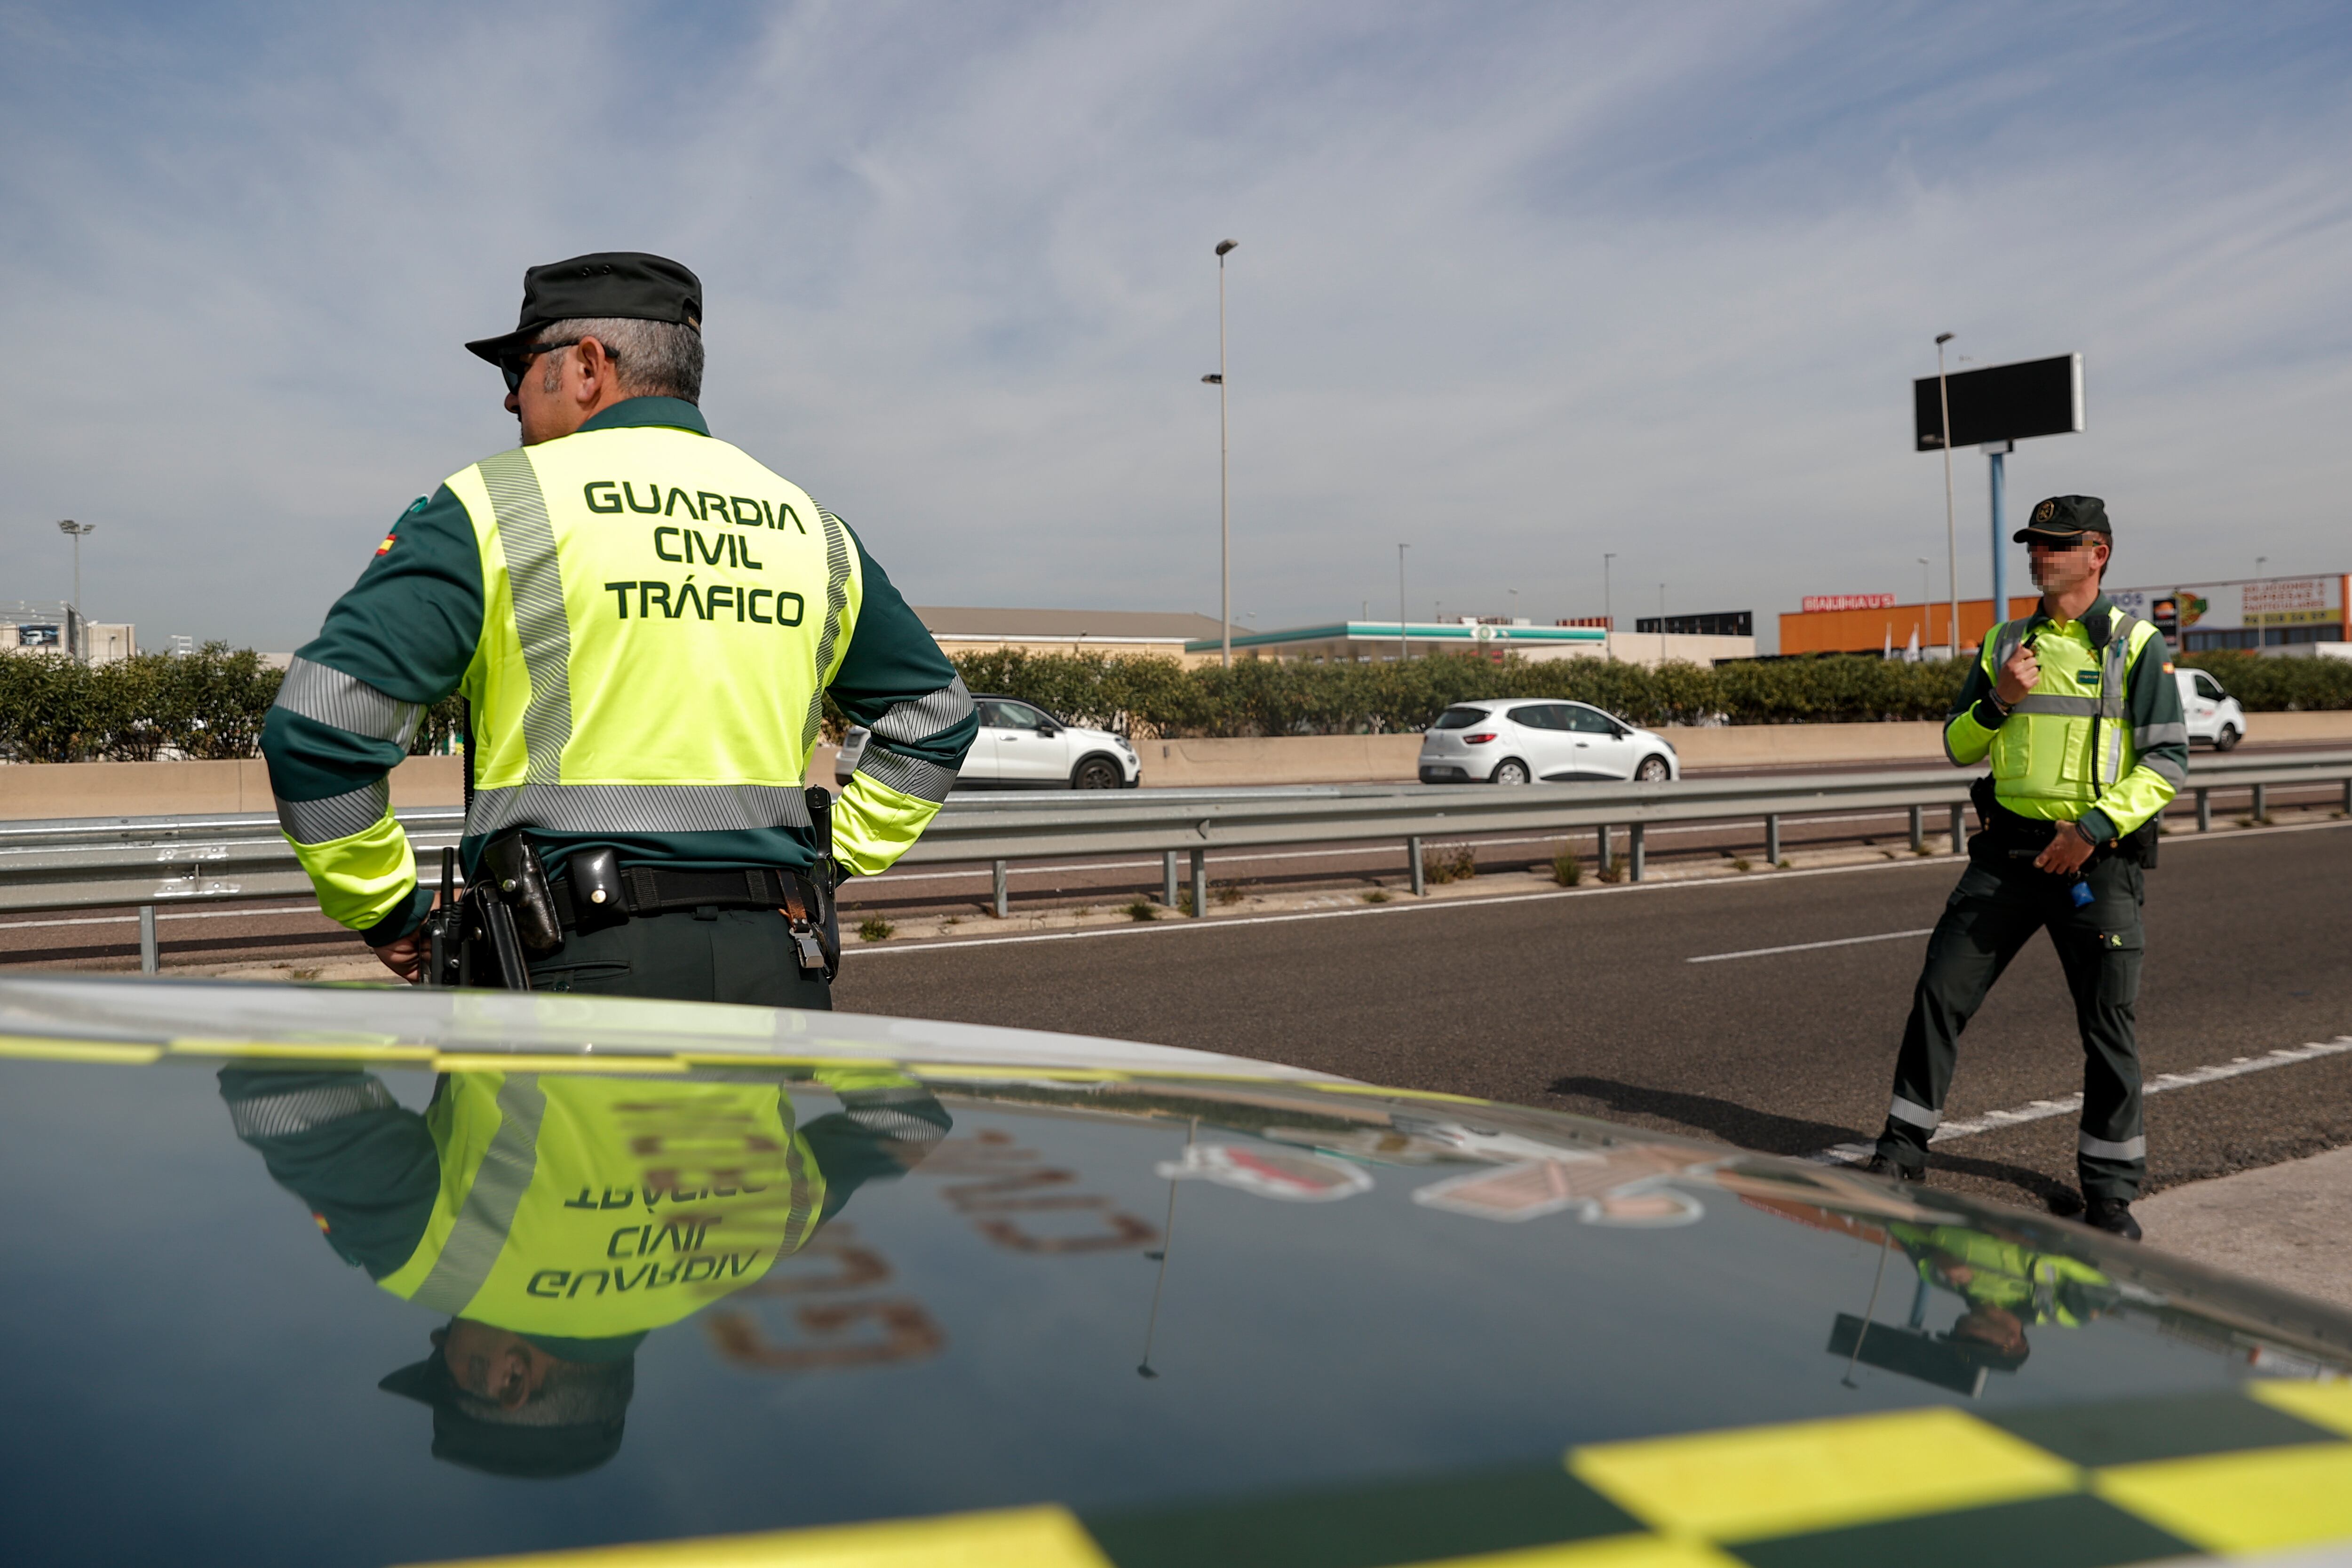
left=2178, top=668, right=2246, bottom=751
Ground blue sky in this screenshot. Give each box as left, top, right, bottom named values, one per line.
left=2, top=1, right=2346, bottom=652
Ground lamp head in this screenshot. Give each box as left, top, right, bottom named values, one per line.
left=1215, top=239, right=1238, bottom=257
left=1935, top=332, right=1955, bottom=345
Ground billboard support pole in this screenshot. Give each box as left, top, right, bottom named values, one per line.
left=1934, top=335, right=1957, bottom=659
left=1986, top=443, right=2010, bottom=624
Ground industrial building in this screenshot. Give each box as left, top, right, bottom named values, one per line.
left=914, top=606, right=1230, bottom=667
left=0, top=603, right=135, bottom=665
left=1778, top=573, right=2350, bottom=658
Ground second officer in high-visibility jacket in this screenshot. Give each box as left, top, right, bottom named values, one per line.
left=1867, top=496, right=2188, bottom=1241
left=259, top=253, right=975, bottom=1003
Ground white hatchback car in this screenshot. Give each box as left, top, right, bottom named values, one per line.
left=2178, top=668, right=2247, bottom=751
left=1418, top=699, right=1680, bottom=785
left=836, top=693, right=1140, bottom=791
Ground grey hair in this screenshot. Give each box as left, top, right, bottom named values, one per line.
left=540, top=316, right=703, bottom=403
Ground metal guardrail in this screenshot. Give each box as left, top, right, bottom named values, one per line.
left=5, top=753, right=2350, bottom=965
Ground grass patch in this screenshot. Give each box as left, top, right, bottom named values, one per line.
left=1551, top=851, right=1582, bottom=886
left=857, top=915, right=895, bottom=943
left=1776, top=858, right=1792, bottom=869
left=1125, top=898, right=1159, bottom=921
left=1214, top=883, right=1245, bottom=906
left=1361, top=888, right=1391, bottom=904
left=1423, top=845, right=1478, bottom=884
left=1729, top=856, right=1751, bottom=874
left=1597, top=854, right=1629, bottom=885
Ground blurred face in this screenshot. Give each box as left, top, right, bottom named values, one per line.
left=436, top=1321, right=555, bottom=1410
left=2028, top=537, right=2108, bottom=597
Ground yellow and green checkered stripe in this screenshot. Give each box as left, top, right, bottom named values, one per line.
left=411, top=1381, right=2352, bottom=1566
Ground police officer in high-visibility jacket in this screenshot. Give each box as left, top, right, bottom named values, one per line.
left=259, top=253, right=975, bottom=1002
left=1868, top=496, right=2188, bottom=1240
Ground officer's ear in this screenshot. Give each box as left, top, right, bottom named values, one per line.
left=573, top=336, right=620, bottom=400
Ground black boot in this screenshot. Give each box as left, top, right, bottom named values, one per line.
left=1865, top=1154, right=1924, bottom=1185
left=2084, top=1196, right=2142, bottom=1241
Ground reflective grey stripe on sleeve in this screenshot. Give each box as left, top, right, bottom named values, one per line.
left=274, top=657, right=425, bottom=746
left=2134, top=722, right=2189, bottom=749
left=855, top=748, right=959, bottom=804
left=226, top=1076, right=397, bottom=1138
left=410, top=1075, right=548, bottom=1315
left=2145, top=754, right=2189, bottom=787
left=868, top=674, right=975, bottom=745
left=467, top=781, right=813, bottom=838
left=2010, top=694, right=2101, bottom=717
left=2078, top=1130, right=2146, bottom=1161
left=277, top=779, right=391, bottom=844
left=1888, top=1095, right=1942, bottom=1130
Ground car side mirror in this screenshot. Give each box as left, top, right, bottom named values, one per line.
left=1037, top=721, right=1061, bottom=735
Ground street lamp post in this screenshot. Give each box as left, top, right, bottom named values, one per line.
left=1397, top=543, right=1408, bottom=664
left=1917, top=557, right=1932, bottom=649
left=1603, top=552, right=1616, bottom=660
left=1201, top=239, right=1239, bottom=669
left=57, top=519, right=95, bottom=662
left=1935, top=333, right=1958, bottom=659
left=1657, top=583, right=1667, bottom=665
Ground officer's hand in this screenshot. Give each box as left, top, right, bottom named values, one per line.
left=1995, top=642, right=2040, bottom=706
left=2034, top=822, right=2096, bottom=876
left=375, top=931, right=426, bottom=983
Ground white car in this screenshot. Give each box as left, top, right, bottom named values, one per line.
left=836, top=693, right=1139, bottom=791
left=2178, top=668, right=2246, bottom=751
left=1418, top=699, right=1680, bottom=785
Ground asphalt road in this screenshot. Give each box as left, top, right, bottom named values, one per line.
left=834, top=819, right=2352, bottom=1215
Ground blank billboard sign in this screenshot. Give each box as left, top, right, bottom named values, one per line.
left=1914, top=353, right=2084, bottom=450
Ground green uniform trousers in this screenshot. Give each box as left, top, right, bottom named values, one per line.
left=525, top=907, right=833, bottom=1010
left=1876, top=845, right=2147, bottom=1200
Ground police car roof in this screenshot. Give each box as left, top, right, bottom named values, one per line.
left=4, top=975, right=2348, bottom=1567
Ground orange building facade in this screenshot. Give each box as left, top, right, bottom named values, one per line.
left=1779, top=597, right=2039, bottom=657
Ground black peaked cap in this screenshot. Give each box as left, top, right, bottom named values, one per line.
left=465, top=252, right=702, bottom=364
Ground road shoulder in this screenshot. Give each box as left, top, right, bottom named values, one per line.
left=2137, top=1143, right=2352, bottom=1311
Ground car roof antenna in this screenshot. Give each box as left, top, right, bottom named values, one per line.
left=1136, top=1117, right=1196, bottom=1378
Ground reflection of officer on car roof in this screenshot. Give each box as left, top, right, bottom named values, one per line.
left=1889, top=1218, right=2118, bottom=1371
left=221, top=1065, right=947, bottom=1476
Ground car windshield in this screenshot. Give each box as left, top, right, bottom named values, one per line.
left=1431, top=706, right=1493, bottom=730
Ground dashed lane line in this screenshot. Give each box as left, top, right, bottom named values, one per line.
left=1812, top=1036, right=2352, bottom=1166
left=1688, top=929, right=1934, bottom=963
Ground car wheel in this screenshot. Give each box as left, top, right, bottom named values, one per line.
left=1491, top=759, right=1531, bottom=786
left=1073, top=756, right=1123, bottom=789
left=1635, top=755, right=1671, bottom=783
left=2214, top=724, right=2239, bottom=753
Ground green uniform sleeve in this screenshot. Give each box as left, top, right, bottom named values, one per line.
left=2078, top=631, right=2187, bottom=842
left=1941, top=640, right=2005, bottom=766
left=825, top=521, right=977, bottom=876
left=260, top=489, right=484, bottom=942
left=218, top=1068, right=439, bottom=1278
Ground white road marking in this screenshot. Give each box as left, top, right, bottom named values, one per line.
left=1812, top=1035, right=2352, bottom=1165
left=0, top=905, right=323, bottom=932
left=1687, top=929, right=1934, bottom=964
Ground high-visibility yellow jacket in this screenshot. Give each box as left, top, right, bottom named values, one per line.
left=1942, top=595, right=2188, bottom=842
left=222, top=1064, right=950, bottom=1342
left=260, top=398, right=975, bottom=944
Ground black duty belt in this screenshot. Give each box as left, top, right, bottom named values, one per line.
left=550, top=865, right=802, bottom=927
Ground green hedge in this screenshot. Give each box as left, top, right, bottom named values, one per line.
left=8, top=643, right=2338, bottom=764
left=0, top=645, right=465, bottom=764
left=950, top=649, right=1975, bottom=734
left=2177, top=650, right=2352, bottom=711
